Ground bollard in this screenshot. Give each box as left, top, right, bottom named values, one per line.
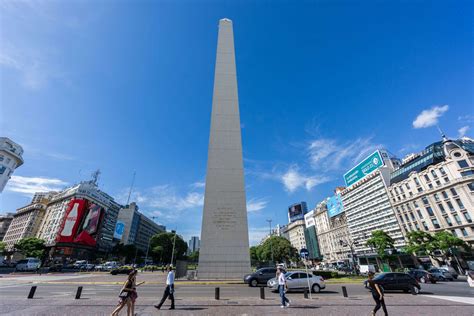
left=260, top=287, right=265, bottom=300
left=304, top=288, right=309, bottom=299
left=215, top=287, right=220, bottom=300
left=27, top=286, right=37, bottom=299
left=75, top=286, right=83, bottom=299
left=342, top=286, right=348, bottom=298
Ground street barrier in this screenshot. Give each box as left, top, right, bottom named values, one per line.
left=215, top=287, right=220, bottom=300
left=342, top=286, right=348, bottom=297
left=75, top=286, right=83, bottom=299
left=260, top=287, right=265, bottom=299
left=304, top=288, right=309, bottom=299
left=27, top=286, right=37, bottom=299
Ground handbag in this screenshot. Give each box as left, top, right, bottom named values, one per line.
left=119, top=290, right=128, bottom=299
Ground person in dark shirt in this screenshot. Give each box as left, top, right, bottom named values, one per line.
left=367, top=272, right=388, bottom=316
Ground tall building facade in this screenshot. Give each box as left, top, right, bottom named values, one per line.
left=303, top=210, right=322, bottom=260
left=285, top=220, right=307, bottom=252
left=389, top=137, right=474, bottom=248
left=134, top=214, right=166, bottom=253
left=0, top=213, right=14, bottom=241
left=115, top=203, right=141, bottom=246
left=0, top=137, right=24, bottom=192
left=341, top=150, right=405, bottom=261
left=188, top=236, right=200, bottom=254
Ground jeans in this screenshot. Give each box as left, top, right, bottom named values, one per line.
left=157, top=285, right=175, bottom=308
left=279, top=285, right=289, bottom=306
left=372, top=294, right=388, bottom=315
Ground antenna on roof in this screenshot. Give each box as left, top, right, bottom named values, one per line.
left=437, top=125, right=448, bottom=142
left=91, top=169, right=101, bottom=185
left=126, top=171, right=136, bottom=205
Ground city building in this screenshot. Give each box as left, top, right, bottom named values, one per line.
left=389, top=136, right=474, bottom=250
left=36, top=176, right=122, bottom=257
left=0, top=137, right=24, bottom=192
left=114, top=203, right=141, bottom=246
left=285, top=219, right=307, bottom=252
left=0, top=213, right=14, bottom=241
left=303, top=210, right=322, bottom=261
left=2, top=192, right=55, bottom=251
left=188, top=236, right=200, bottom=254
left=341, top=149, right=405, bottom=263
left=134, top=213, right=166, bottom=254
left=288, top=202, right=308, bottom=223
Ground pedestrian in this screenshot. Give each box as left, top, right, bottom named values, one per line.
left=367, top=272, right=388, bottom=316
left=154, top=265, right=175, bottom=310
left=111, top=269, right=143, bottom=316
left=276, top=267, right=290, bottom=308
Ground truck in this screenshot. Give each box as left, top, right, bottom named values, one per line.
left=359, top=264, right=376, bottom=275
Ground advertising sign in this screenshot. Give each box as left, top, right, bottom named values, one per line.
left=114, top=221, right=125, bottom=240
left=304, top=210, right=315, bottom=228
left=74, top=203, right=103, bottom=247
left=343, top=150, right=385, bottom=187
left=57, top=199, right=87, bottom=243
left=288, top=202, right=307, bottom=222
left=327, top=194, right=344, bottom=218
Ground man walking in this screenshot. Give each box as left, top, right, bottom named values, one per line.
left=154, top=265, right=175, bottom=310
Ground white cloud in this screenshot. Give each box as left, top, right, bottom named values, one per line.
left=458, top=115, right=474, bottom=123
left=458, top=126, right=470, bottom=138
left=281, top=165, right=329, bottom=193
left=412, top=105, right=449, bottom=129
left=190, top=181, right=205, bottom=189
left=6, top=175, right=68, bottom=196
left=247, top=198, right=268, bottom=212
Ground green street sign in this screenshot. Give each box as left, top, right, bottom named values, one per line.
left=344, top=150, right=385, bottom=187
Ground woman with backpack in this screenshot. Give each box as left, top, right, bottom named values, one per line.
left=367, top=272, right=388, bottom=316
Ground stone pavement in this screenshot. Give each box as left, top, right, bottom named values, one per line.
left=1, top=293, right=473, bottom=316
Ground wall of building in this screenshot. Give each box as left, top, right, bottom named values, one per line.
left=0, top=137, right=24, bottom=193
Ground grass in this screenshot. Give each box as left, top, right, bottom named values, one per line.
left=324, top=276, right=366, bottom=284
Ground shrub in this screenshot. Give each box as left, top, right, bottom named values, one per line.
left=312, top=271, right=340, bottom=279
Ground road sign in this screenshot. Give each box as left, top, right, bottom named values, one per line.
left=300, top=248, right=309, bottom=259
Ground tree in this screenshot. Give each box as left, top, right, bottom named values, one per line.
left=14, top=237, right=46, bottom=258
left=150, top=232, right=187, bottom=265
left=258, top=236, right=299, bottom=263
left=112, top=243, right=140, bottom=263
left=366, top=230, right=395, bottom=261
left=0, top=241, right=6, bottom=254
left=250, top=246, right=260, bottom=263
left=405, top=231, right=437, bottom=256
left=188, top=250, right=199, bottom=263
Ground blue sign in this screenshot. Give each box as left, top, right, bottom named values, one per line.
left=114, top=221, right=125, bottom=240
left=300, top=248, right=309, bottom=259
left=327, top=194, right=344, bottom=218
left=343, top=150, right=385, bottom=187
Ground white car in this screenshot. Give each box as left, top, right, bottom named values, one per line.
left=15, top=258, right=41, bottom=272
left=267, top=271, right=326, bottom=293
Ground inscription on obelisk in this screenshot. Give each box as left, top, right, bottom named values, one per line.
left=198, top=18, right=251, bottom=279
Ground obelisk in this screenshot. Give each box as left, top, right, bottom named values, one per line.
left=198, top=18, right=250, bottom=279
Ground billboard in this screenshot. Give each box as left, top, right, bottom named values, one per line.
left=304, top=210, right=315, bottom=228
left=57, top=199, right=87, bottom=243
left=74, top=203, right=104, bottom=247
left=343, top=150, right=385, bottom=187
left=327, top=194, right=344, bottom=218
left=114, top=221, right=125, bottom=240
left=288, top=202, right=308, bottom=222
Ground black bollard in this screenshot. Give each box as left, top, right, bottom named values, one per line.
left=304, top=288, right=309, bottom=299
left=75, top=286, right=83, bottom=299
left=215, top=287, right=220, bottom=300
left=27, top=286, right=37, bottom=299
left=342, top=286, right=348, bottom=298
left=260, top=287, right=265, bottom=300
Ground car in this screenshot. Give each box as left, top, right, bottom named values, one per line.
left=370, top=272, right=421, bottom=294
left=94, top=264, right=105, bottom=271
left=408, top=269, right=436, bottom=284
left=73, top=260, right=88, bottom=269
left=267, top=271, right=326, bottom=293
left=103, top=261, right=119, bottom=271
left=428, top=268, right=454, bottom=281
left=244, top=267, right=278, bottom=287
left=440, top=266, right=458, bottom=279
left=110, top=266, right=134, bottom=275
left=48, top=263, right=64, bottom=272
left=15, top=258, right=41, bottom=272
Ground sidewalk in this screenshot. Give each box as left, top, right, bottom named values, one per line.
left=1, top=293, right=473, bottom=316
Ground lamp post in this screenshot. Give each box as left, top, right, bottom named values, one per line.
left=266, top=219, right=274, bottom=264
left=339, top=239, right=359, bottom=275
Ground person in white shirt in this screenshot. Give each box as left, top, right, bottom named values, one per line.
left=277, top=267, right=290, bottom=308
left=154, top=265, right=175, bottom=310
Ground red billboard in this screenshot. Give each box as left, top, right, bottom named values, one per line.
left=56, top=199, right=87, bottom=243
left=73, top=203, right=103, bottom=247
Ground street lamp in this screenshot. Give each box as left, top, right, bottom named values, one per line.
left=339, top=239, right=359, bottom=275
left=266, top=219, right=274, bottom=264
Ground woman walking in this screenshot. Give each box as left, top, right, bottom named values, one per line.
left=111, top=269, right=142, bottom=316
left=276, top=267, right=290, bottom=308
left=367, top=272, right=388, bottom=316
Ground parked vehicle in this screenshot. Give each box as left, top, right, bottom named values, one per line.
left=267, top=271, right=326, bottom=293
left=110, top=266, right=134, bottom=275
left=428, top=268, right=454, bottom=281
left=15, top=258, right=41, bottom=272
left=359, top=264, right=376, bottom=275
left=440, top=266, right=458, bottom=279
left=48, top=263, right=63, bottom=272
left=370, top=272, right=420, bottom=295
left=244, top=267, right=277, bottom=287
left=73, top=260, right=88, bottom=269
left=408, top=269, right=436, bottom=284
left=94, top=264, right=105, bottom=271
left=102, top=261, right=119, bottom=271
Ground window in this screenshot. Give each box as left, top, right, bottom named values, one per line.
left=410, top=212, right=415, bottom=221
left=417, top=187, right=423, bottom=193
left=409, top=191, right=413, bottom=197
left=450, top=188, right=458, bottom=196
left=451, top=230, right=457, bottom=237
left=394, top=187, right=399, bottom=194
left=422, top=197, right=430, bottom=205
left=435, top=180, right=441, bottom=186
left=468, top=182, right=474, bottom=191
left=0, top=166, right=6, bottom=175
left=399, top=216, right=404, bottom=223
left=454, top=214, right=462, bottom=225
left=444, top=216, right=453, bottom=226
left=455, top=199, right=465, bottom=210
left=417, top=209, right=424, bottom=219
left=447, top=201, right=455, bottom=212
left=0, top=155, right=3, bottom=161
left=461, top=170, right=474, bottom=177
left=442, top=191, right=449, bottom=199
left=428, top=183, right=434, bottom=189
left=413, top=201, right=419, bottom=208
left=431, top=170, right=438, bottom=178
left=415, top=223, right=420, bottom=230
left=431, top=219, right=440, bottom=229
left=426, top=207, right=434, bottom=217
left=406, top=183, right=411, bottom=190
left=438, top=203, right=446, bottom=214
left=422, top=222, right=429, bottom=231
left=463, top=212, right=472, bottom=223
left=458, top=160, right=469, bottom=168
left=439, top=167, right=446, bottom=175
left=405, top=214, right=410, bottom=221
left=444, top=177, right=449, bottom=183
left=424, top=174, right=431, bottom=182
left=461, top=228, right=468, bottom=237
left=434, top=193, right=440, bottom=201
left=400, top=187, right=405, bottom=193
left=414, top=178, right=420, bottom=186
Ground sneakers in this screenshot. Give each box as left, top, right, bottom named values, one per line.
left=287, top=301, right=291, bottom=307
left=154, top=305, right=161, bottom=310
left=281, top=305, right=285, bottom=308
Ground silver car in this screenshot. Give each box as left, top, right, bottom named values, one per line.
left=267, top=271, right=326, bottom=293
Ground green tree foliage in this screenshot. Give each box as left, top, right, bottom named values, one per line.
left=255, top=236, right=299, bottom=263
left=14, top=237, right=46, bottom=258
left=0, top=241, right=6, bottom=254
left=366, top=230, right=395, bottom=260
left=405, top=231, right=436, bottom=256
left=250, top=246, right=260, bottom=262
left=112, top=243, right=141, bottom=263
left=150, top=232, right=187, bottom=264
left=188, top=250, right=199, bottom=263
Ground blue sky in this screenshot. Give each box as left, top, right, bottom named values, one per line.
left=1, top=0, right=472, bottom=245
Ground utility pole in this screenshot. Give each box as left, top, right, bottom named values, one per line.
left=170, top=227, right=177, bottom=266
left=267, top=219, right=274, bottom=264
left=126, top=171, right=136, bottom=205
